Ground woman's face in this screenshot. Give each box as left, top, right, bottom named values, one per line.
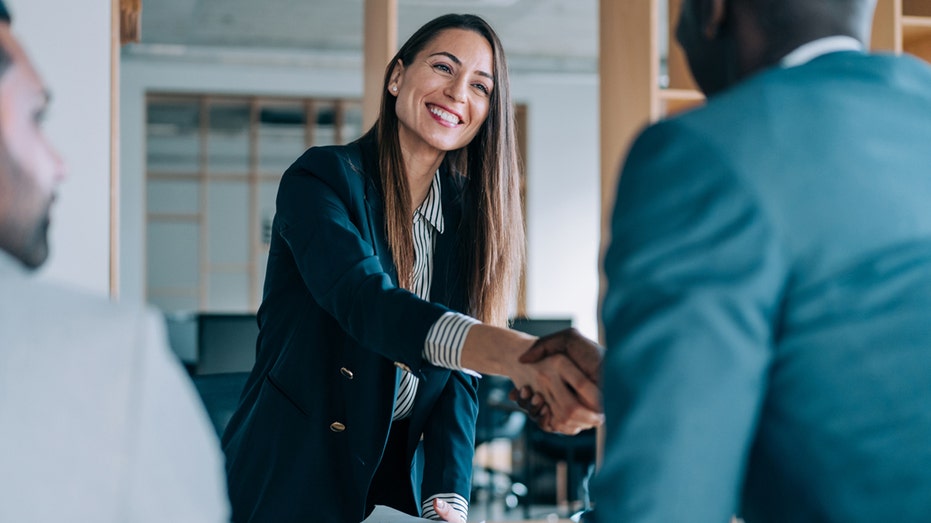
left=390, top=28, right=494, bottom=158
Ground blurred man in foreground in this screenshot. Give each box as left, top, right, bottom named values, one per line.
left=0, top=3, right=230, bottom=520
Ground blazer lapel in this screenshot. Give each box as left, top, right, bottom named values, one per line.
left=358, top=138, right=467, bottom=312
left=431, top=168, right=468, bottom=313
left=358, top=137, right=399, bottom=286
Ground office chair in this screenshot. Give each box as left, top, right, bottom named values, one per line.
left=524, top=425, right=597, bottom=516
left=472, top=375, right=528, bottom=513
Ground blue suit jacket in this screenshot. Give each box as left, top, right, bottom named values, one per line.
left=594, top=52, right=931, bottom=522
left=222, top=135, right=479, bottom=522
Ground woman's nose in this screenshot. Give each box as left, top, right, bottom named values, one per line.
left=444, top=78, right=467, bottom=103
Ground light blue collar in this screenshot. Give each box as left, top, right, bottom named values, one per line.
left=780, top=36, right=865, bottom=68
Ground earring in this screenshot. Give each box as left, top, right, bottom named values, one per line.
left=391, top=85, right=398, bottom=92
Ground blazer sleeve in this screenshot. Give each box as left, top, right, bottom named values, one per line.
left=590, top=120, right=788, bottom=522
left=275, top=147, right=451, bottom=373
left=420, top=370, right=480, bottom=508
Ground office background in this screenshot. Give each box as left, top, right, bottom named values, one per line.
left=9, top=0, right=639, bottom=340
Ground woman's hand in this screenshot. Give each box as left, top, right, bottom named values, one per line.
left=432, top=498, right=466, bottom=522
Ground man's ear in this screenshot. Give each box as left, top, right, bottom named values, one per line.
left=701, top=0, right=728, bottom=39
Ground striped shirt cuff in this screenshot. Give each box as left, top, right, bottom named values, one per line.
left=424, top=312, right=481, bottom=377
left=422, top=493, right=468, bottom=522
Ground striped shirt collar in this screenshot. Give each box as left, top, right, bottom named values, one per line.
left=414, top=169, right=444, bottom=234
left=780, top=35, right=864, bottom=68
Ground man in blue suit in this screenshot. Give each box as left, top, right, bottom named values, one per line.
left=591, top=0, right=931, bottom=521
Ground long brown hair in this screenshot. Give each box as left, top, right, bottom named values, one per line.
left=366, top=13, right=523, bottom=326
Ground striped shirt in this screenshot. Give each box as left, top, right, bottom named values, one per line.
left=392, top=170, right=478, bottom=522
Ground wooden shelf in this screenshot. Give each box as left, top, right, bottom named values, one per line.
left=660, top=88, right=705, bottom=115
left=659, top=88, right=704, bottom=101
left=903, top=15, right=931, bottom=42
left=904, top=0, right=931, bottom=17
left=903, top=15, right=931, bottom=61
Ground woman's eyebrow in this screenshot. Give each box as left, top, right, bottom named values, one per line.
left=429, top=51, right=494, bottom=81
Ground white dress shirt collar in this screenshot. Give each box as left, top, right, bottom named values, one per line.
left=414, top=169, right=444, bottom=234
left=780, top=35, right=865, bottom=68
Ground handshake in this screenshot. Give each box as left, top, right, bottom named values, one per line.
left=509, top=328, right=605, bottom=435
left=510, top=329, right=604, bottom=434
left=461, top=324, right=604, bottom=435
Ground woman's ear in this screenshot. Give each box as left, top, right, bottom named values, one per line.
left=388, top=58, right=404, bottom=96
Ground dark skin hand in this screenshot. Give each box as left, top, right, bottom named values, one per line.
left=519, top=327, right=604, bottom=385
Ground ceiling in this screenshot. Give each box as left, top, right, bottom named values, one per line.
left=133, top=0, right=604, bottom=73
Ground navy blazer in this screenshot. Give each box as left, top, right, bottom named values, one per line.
left=222, top=135, right=479, bottom=522
left=593, top=51, right=931, bottom=522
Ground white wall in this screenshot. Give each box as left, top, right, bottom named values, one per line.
left=512, top=73, right=600, bottom=338
left=121, top=53, right=601, bottom=337
left=8, top=0, right=112, bottom=295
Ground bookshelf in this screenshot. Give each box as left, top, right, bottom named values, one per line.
left=873, top=0, right=931, bottom=58
left=901, top=0, right=931, bottom=58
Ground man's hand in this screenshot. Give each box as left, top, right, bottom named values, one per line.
left=519, top=327, right=604, bottom=385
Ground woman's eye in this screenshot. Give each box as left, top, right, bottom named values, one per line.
left=433, top=63, right=452, bottom=74
left=473, top=84, right=490, bottom=95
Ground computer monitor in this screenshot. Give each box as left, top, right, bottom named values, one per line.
left=508, top=317, right=573, bottom=337
left=196, top=313, right=259, bottom=375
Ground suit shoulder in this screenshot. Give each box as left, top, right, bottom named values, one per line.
left=288, top=143, right=365, bottom=184
left=276, top=143, right=371, bottom=207
left=15, top=277, right=145, bottom=321
left=0, top=276, right=162, bottom=377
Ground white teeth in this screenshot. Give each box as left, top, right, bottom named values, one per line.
left=429, top=105, right=460, bottom=124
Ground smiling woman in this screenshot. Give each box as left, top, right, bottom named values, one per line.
left=218, top=13, right=468, bottom=523
left=373, top=14, right=521, bottom=321
left=220, top=11, right=603, bottom=523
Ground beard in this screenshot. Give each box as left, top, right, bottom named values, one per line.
left=0, top=141, right=53, bottom=270
left=19, top=197, right=52, bottom=269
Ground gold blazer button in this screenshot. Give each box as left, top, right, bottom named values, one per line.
left=330, top=422, right=346, bottom=433
left=340, top=367, right=354, bottom=379
left=394, top=361, right=412, bottom=373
